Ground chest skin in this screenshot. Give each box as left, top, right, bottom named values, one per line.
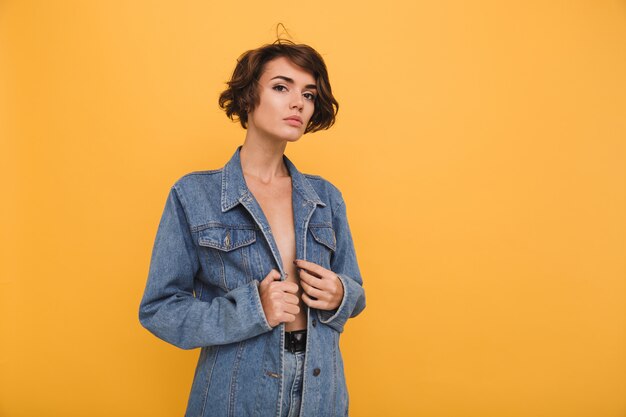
left=244, top=173, right=307, bottom=331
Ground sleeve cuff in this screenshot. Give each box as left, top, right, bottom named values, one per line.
left=251, top=280, right=274, bottom=331
left=317, top=274, right=347, bottom=323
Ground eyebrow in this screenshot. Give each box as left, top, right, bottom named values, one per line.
left=270, top=75, right=317, bottom=90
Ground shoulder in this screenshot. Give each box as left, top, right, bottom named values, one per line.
left=171, top=168, right=222, bottom=191
left=164, top=169, right=224, bottom=212
left=302, top=172, right=345, bottom=209
left=177, top=168, right=223, bottom=182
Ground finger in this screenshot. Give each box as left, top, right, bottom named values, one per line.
left=294, top=259, right=327, bottom=279
left=301, top=292, right=324, bottom=309
left=299, top=271, right=324, bottom=291
left=269, top=280, right=295, bottom=293
left=301, top=279, right=325, bottom=300
left=280, top=281, right=299, bottom=294
left=262, top=269, right=282, bottom=284
left=299, top=269, right=327, bottom=290
left=284, top=303, right=300, bottom=315
left=283, top=293, right=300, bottom=305
left=283, top=311, right=297, bottom=322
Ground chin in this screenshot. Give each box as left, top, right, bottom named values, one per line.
left=276, top=129, right=305, bottom=143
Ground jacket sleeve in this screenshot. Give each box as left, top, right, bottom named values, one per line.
left=316, top=195, right=366, bottom=333
left=138, top=186, right=273, bottom=350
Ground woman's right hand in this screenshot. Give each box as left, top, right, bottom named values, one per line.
left=258, top=269, right=300, bottom=328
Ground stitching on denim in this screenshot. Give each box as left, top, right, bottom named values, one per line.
left=252, top=328, right=277, bottom=417
left=240, top=244, right=252, bottom=284
left=228, top=341, right=246, bottom=417
left=332, top=198, right=345, bottom=217
left=171, top=186, right=202, bottom=272
left=332, top=331, right=338, bottom=417
left=309, top=226, right=337, bottom=252
left=303, top=172, right=343, bottom=199
left=221, top=163, right=229, bottom=210
left=288, top=353, right=302, bottom=416
left=211, top=249, right=228, bottom=293
left=198, top=233, right=256, bottom=251
left=291, top=177, right=311, bottom=206
left=297, top=205, right=316, bottom=416
left=192, top=222, right=260, bottom=233
left=181, top=168, right=222, bottom=177
left=251, top=245, right=263, bottom=283
left=302, top=207, right=316, bottom=272
left=240, top=200, right=284, bottom=280
left=253, top=281, right=272, bottom=331
left=272, top=324, right=288, bottom=417
left=302, top=173, right=323, bottom=180
left=283, top=157, right=325, bottom=207
left=308, top=221, right=333, bottom=228
left=199, top=345, right=219, bottom=417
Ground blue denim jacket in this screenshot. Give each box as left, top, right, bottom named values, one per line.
left=139, top=146, right=366, bottom=417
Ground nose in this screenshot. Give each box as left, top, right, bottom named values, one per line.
left=290, top=92, right=304, bottom=111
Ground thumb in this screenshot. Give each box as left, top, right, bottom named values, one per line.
left=261, top=269, right=282, bottom=285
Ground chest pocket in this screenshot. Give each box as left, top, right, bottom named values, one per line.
left=197, top=225, right=258, bottom=292
left=308, top=223, right=336, bottom=268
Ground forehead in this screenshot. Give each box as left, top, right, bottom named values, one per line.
left=260, top=56, right=315, bottom=84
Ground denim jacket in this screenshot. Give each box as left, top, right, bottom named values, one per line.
left=139, top=146, right=366, bottom=417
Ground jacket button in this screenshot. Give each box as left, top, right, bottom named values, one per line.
left=313, top=368, right=321, bottom=377
left=312, top=319, right=317, bottom=327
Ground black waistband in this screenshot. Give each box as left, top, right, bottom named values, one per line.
left=284, top=329, right=307, bottom=353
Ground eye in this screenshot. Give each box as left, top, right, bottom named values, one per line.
left=272, top=85, right=288, bottom=92
left=303, top=92, right=316, bottom=101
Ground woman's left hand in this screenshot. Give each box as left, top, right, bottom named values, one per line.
left=294, top=259, right=344, bottom=311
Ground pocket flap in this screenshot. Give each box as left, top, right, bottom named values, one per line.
left=198, top=226, right=256, bottom=251
left=309, top=225, right=336, bottom=252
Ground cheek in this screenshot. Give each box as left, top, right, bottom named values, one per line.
left=305, top=105, right=315, bottom=123
left=251, top=107, right=273, bottom=128
left=303, top=102, right=315, bottom=118
left=259, top=99, right=282, bottom=121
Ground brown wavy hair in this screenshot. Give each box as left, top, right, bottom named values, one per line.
left=218, top=38, right=339, bottom=134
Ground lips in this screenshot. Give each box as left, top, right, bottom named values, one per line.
left=284, top=116, right=303, bottom=125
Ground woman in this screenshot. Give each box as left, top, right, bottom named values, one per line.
left=139, top=38, right=366, bottom=417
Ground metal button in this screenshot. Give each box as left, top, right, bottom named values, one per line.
left=313, top=368, right=321, bottom=376
left=224, top=231, right=231, bottom=248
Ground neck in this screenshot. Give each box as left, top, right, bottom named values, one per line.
left=239, top=137, right=289, bottom=185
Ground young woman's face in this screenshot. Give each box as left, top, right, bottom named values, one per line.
left=247, top=56, right=317, bottom=143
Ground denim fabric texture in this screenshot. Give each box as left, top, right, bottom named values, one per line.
left=139, top=146, right=366, bottom=417
left=281, top=351, right=305, bottom=417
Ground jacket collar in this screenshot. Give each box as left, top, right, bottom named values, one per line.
left=221, top=145, right=326, bottom=212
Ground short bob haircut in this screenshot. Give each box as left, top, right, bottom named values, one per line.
left=218, top=39, right=339, bottom=134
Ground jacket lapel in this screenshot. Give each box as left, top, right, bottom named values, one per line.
left=220, top=146, right=326, bottom=277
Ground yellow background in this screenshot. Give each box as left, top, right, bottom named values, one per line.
left=1, top=1, right=625, bottom=416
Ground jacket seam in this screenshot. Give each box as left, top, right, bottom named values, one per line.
left=212, top=248, right=229, bottom=292
left=171, top=185, right=202, bottom=280
left=199, top=345, right=219, bottom=417
left=332, top=198, right=345, bottom=216
left=181, top=168, right=223, bottom=177
left=253, top=281, right=273, bottom=331
left=228, top=341, right=246, bottom=417
left=332, top=331, right=338, bottom=416
left=192, top=222, right=261, bottom=233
